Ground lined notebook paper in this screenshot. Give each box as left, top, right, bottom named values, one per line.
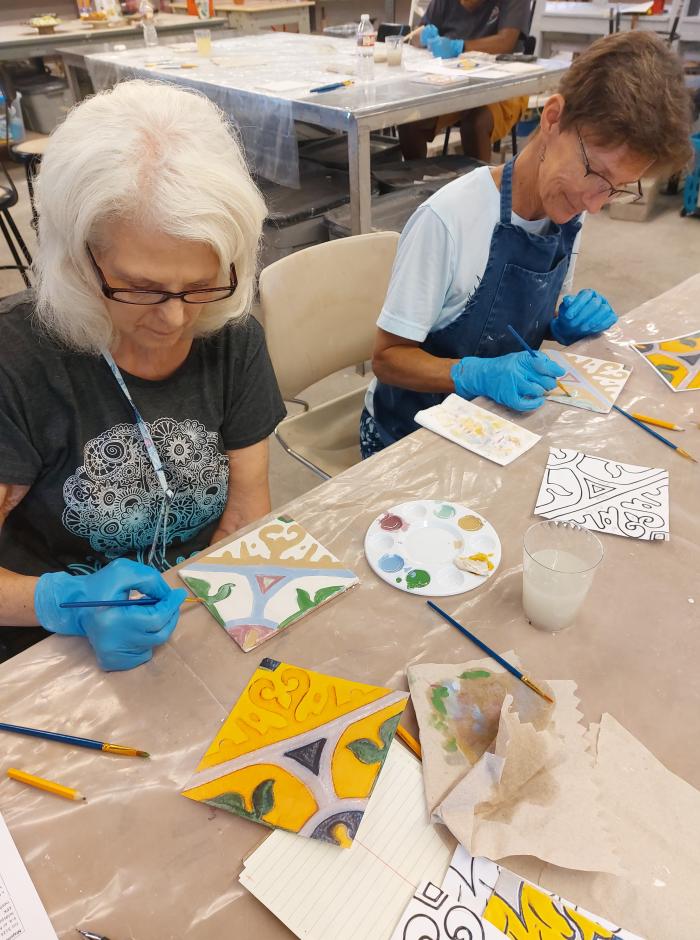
left=240, top=741, right=453, bottom=939
left=0, top=810, right=58, bottom=939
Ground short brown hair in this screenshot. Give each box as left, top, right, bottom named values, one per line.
left=558, top=31, right=693, bottom=171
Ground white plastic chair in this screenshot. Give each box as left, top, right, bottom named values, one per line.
left=259, top=231, right=400, bottom=479
left=408, top=0, right=429, bottom=28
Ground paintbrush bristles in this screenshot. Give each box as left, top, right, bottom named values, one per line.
left=521, top=676, right=554, bottom=704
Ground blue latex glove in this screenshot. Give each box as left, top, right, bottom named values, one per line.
left=450, top=350, right=566, bottom=411
left=551, top=289, right=618, bottom=346
left=429, top=36, right=464, bottom=58
left=35, top=558, right=186, bottom=671
left=420, top=23, right=439, bottom=46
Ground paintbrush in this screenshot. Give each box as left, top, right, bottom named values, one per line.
left=59, top=596, right=203, bottom=609
left=401, top=26, right=421, bottom=42
left=426, top=601, right=554, bottom=704
left=612, top=405, right=697, bottom=462
left=505, top=324, right=572, bottom=397
left=0, top=722, right=149, bottom=757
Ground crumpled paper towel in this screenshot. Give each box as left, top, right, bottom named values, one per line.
left=407, top=657, right=622, bottom=875
left=510, top=712, right=700, bottom=940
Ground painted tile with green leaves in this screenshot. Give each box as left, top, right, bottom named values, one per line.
left=179, top=515, right=358, bottom=651
left=182, top=658, right=409, bottom=846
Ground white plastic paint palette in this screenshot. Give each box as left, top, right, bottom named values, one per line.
left=364, top=499, right=501, bottom=596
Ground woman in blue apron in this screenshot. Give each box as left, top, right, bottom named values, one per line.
left=360, top=31, right=692, bottom=456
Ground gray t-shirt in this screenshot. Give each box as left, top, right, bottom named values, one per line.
left=0, top=300, right=286, bottom=578
left=422, top=0, right=529, bottom=40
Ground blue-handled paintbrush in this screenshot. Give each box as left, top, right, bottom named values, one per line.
left=426, top=600, right=554, bottom=704
left=0, top=721, right=149, bottom=757
left=506, top=324, right=572, bottom=398
left=612, top=404, right=696, bottom=462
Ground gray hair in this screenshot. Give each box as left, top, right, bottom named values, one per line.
left=33, top=79, right=267, bottom=353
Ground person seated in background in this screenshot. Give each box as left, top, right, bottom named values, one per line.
left=361, top=32, right=693, bottom=458
left=0, top=80, right=285, bottom=669
left=399, top=0, right=531, bottom=162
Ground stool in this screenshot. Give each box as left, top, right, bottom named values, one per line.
left=0, top=163, right=33, bottom=289
left=10, top=135, right=48, bottom=232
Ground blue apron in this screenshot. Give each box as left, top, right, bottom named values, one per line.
left=372, top=158, right=581, bottom=447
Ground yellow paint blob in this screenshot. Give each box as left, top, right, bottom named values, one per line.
left=457, top=515, right=484, bottom=531
left=331, top=822, right=354, bottom=848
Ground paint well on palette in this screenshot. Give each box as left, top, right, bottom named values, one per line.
left=434, top=504, right=456, bottom=519
left=406, top=569, right=431, bottom=590
left=378, top=553, right=404, bottom=573
left=380, top=514, right=405, bottom=531
left=458, top=515, right=484, bottom=531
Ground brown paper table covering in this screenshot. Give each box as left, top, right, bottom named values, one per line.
left=0, top=275, right=698, bottom=939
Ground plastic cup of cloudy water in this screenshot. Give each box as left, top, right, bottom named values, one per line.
left=522, top=521, right=603, bottom=632
left=385, top=34, right=404, bottom=67
left=194, top=28, right=212, bottom=57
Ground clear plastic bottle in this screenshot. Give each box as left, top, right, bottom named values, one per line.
left=139, top=0, right=158, bottom=47
left=356, top=14, right=376, bottom=83
left=0, top=93, right=25, bottom=144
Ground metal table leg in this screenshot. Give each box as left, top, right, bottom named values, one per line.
left=348, top=121, right=372, bottom=235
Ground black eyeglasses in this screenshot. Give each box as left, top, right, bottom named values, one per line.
left=576, top=129, right=643, bottom=205
left=87, top=244, right=238, bottom=306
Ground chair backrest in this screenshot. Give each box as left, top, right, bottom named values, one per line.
left=408, top=0, right=428, bottom=28
left=528, top=0, right=538, bottom=30
left=259, top=231, right=400, bottom=401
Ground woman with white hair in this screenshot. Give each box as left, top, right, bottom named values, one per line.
left=0, top=80, right=285, bottom=669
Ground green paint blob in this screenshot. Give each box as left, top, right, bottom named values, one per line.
left=445, top=737, right=458, bottom=752
left=406, top=569, right=431, bottom=590
left=434, top=504, right=456, bottom=519
left=431, top=685, right=449, bottom=715
left=458, top=669, right=492, bottom=680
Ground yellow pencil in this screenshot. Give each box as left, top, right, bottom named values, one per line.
left=7, top=768, right=86, bottom=802
left=396, top=725, right=422, bottom=760
left=630, top=413, right=684, bottom=432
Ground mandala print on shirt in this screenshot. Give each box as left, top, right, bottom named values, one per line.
left=62, top=417, right=228, bottom=565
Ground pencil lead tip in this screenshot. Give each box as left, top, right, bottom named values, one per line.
left=136, top=750, right=150, bottom=758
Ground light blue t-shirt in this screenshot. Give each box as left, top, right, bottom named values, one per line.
left=366, top=167, right=581, bottom=415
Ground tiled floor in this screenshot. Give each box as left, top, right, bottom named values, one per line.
left=1, top=159, right=698, bottom=511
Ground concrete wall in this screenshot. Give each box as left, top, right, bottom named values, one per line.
left=315, top=0, right=411, bottom=30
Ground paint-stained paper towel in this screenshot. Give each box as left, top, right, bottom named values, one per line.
left=407, top=659, right=622, bottom=875
left=511, top=713, right=700, bottom=940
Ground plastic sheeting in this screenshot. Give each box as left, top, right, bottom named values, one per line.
left=84, top=33, right=364, bottom=187
left=81, top=35, right=567, bottom=189
left=0, top=274, right=699, bottom=939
